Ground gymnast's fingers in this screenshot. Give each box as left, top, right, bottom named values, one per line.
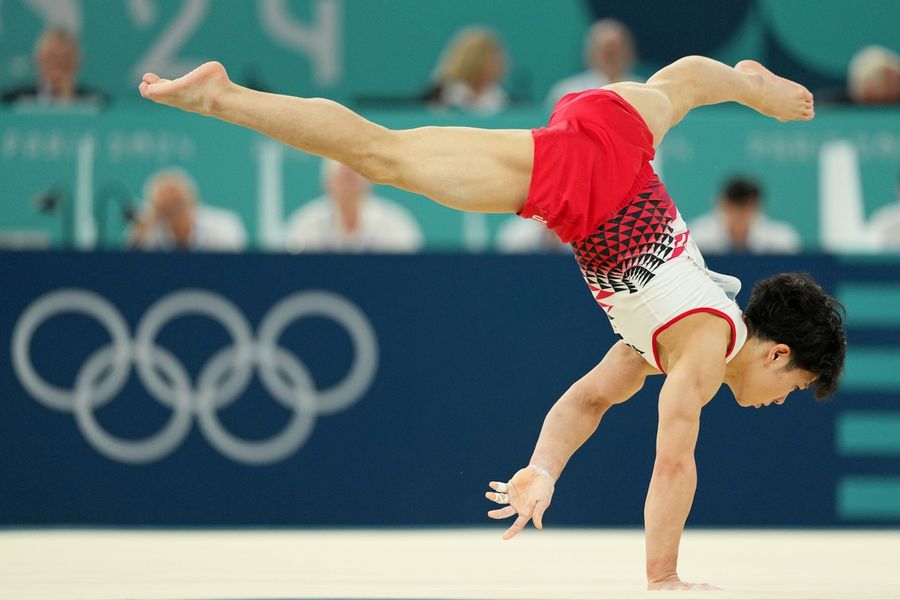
left=532, top=498, right=550, bottom=529
left=485, top=491, right=509, bottom=504
left=502, top=514, right=530, bottom=540
left=487, top=506, right=517, bottom=519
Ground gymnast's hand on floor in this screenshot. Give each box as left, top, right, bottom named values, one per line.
left=647, top=576, right=721, bottom=591
left=485, top=465, right=555, bottom=540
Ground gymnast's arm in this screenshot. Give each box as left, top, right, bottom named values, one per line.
left=644, top=316, right=728, bottom=591
left=486, top=341, right=657, bottom=539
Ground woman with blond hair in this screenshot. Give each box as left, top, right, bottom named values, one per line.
left=422, top=26, right=509, bottom=114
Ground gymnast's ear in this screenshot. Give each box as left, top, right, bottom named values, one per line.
left=766, top=343, right=791, bottom=364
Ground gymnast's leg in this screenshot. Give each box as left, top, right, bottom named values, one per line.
left=139, top=62, right=533, bottom=214
left=601, top=56, right=815, bottom=147
left=139, top=57, right=813, bottom=214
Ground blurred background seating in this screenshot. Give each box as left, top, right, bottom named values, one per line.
left=0, top=0, right=896, bottom=253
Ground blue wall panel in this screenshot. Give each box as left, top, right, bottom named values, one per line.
left=1, top=251, right=897, bottom=527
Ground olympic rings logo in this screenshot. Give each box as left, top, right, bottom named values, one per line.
left=11, top=289, right=378, bottom=465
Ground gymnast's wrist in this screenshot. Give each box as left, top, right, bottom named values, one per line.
left=526, top=461, right=559, bottom=482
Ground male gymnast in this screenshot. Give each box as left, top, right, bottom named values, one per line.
left=139, top=55, right=846, bottom=590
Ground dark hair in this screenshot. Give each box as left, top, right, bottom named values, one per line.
left=721, top=177, right=762, bottom=206
left=743, top=272, right=846, bottom=400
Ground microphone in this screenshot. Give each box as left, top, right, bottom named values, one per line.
left=95, top=181, right=139, bottom=248
left=32, top=184, right=74, bottom=248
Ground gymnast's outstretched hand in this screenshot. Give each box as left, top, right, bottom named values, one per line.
left=486, top=465, right=555, bottom=540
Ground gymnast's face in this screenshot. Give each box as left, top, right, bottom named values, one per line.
left=729, top=343, right=816, bottom=409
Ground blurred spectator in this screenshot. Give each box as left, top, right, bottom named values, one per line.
left=495, top=217, right=569, bottom=253
left=848, top=46, right=900, bottom=105
left=422, top=26, right=508, bottom=114
left=866, top=174, right=900, bottom=251
left=129, top=168, right=247, bottom=251
left=1, top=28, right=106, bottom=107
left=285, top=159, right=423, bottom=253
left=546, top=19, right=641, bottom=106
left=819, top=46, right=900, bottom=105
left=690, top=177, right=801, bottom=254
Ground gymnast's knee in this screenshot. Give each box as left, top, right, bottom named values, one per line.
left=647, top=56, right=711, bottom=108
left=350, top=129, right=403, bottom=186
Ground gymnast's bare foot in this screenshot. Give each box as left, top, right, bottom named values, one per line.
left=138, top=61, right=231, bottom=115
left=735, top=59, right=814, bottom=122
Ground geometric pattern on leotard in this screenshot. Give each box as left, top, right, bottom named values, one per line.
left=571, top=178, right=679, bottom=295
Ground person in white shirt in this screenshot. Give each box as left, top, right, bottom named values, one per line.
left=545, top=19, right=642, bottom=107
left=690, top=177, right=801, bottom=254
left=129, top=168, right=247, bottom=251
left=1, top=28, right=107, bottom=107
left=866, top=176, right=900, bottom=250
left=285, top=159, right=423, bottom=253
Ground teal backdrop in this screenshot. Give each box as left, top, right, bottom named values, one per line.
left=2, top=0, right=899, bottom=250
left=1, top=0, right=899, bottom=106
left=2, top=106, right=898, bottom=250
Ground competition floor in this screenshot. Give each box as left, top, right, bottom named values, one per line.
left=2, top=528, right=899, bottom=599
